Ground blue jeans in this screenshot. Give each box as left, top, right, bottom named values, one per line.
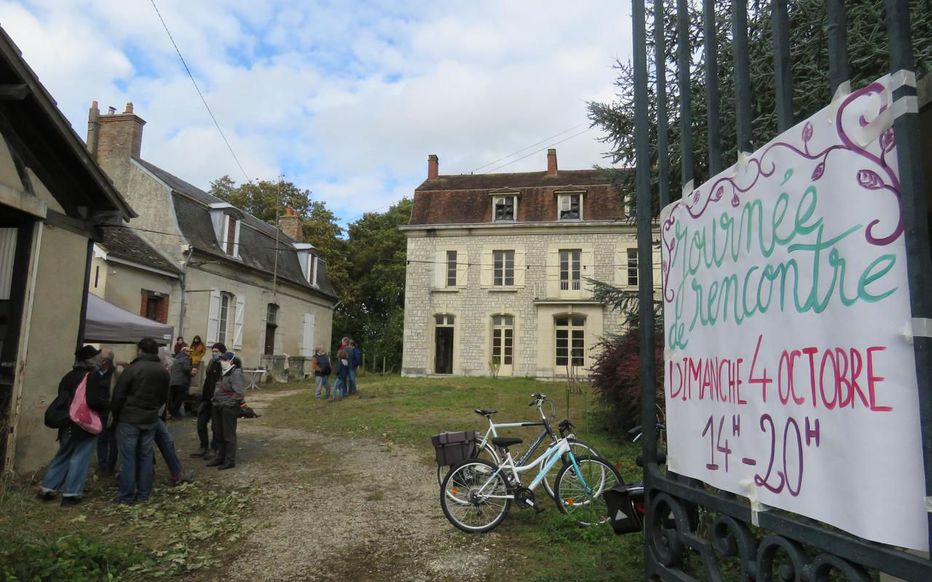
left=116, top=422, right=156, bottom=503
left=315, top=375, right=330, bottom=399
left=41, top=431, right=97, bottom=498
left=154, top=419, right=183, bottom=477
left=332, top=378, right=345, bottom=400
left=348, top=368, right=357, bottom=394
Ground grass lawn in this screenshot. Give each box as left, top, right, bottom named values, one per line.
left=263, top=374, right=646, bottom=581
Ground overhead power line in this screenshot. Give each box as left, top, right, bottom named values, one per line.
left=482, top=127, right=595, bottom=174
left=147, top=0, right=252, bottom=183
left=469, top=124, right=588, bottom=174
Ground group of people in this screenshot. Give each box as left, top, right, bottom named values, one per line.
left=37, top=336, right=246, bottom=506
left=311, top=337, right=361, bottom=401
left=167, top=335, right=207, bottom=417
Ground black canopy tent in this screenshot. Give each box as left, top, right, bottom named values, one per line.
left=83, top=293, right=173, bottom=344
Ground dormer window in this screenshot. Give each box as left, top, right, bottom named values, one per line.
left=294, top=243, right=318, bottom=285
left=558, top=192, right=582, bottom=220
left=493, top=195, right=516, bottom=221
left=209, top=202, right=244, bottom=258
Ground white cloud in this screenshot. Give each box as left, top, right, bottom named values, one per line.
left=0, top=0, right=633, bottom=224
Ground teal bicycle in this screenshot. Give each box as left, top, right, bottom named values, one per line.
left=440, top=425, right=623, bottom=533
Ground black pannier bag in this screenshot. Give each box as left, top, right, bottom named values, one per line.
left=431, top=431, right=479, bottom=467
left=604, top=483, right=646, bottom=534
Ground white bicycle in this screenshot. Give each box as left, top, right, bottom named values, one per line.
left=437, top=393, right=600, bottom=503
left=440, top=430, right=623, bottom=533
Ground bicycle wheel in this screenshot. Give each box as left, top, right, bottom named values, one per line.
left=554, top=455, right=623, bottom=526
left=440, top=458, right=511, bottom=533
left=436, top=442, right=499, bottom=486
left=541, top=439, right=600, bottom=502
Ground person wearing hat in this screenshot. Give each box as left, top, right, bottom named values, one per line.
left=191, top=342, right=225, bottom=459
left=207, top=351, right=244, bottom=470
left=37, top=345, right=109, bottom=506
left=110, top=337, right=170, bottom=503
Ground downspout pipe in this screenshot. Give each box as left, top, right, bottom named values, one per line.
left=177, top=245, right=193, bottom=342
left=75, top=237, right=94, bottom=351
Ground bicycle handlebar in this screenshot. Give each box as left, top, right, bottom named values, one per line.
left=528, top=392, right=547, bottom=406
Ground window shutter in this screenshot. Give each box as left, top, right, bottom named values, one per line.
left=206, top=289, right=221, bottom=343
left=233, top=295, right=245, bottom=349
left=513, top=248, right=526, bottom=287
left=301, top=313, right=315, bottom=357
left=220, top=215, right=230, bottom=252
left=434, top=250, right=445, bottom=288
left=480, top=249, right=493, bottom=287
left=233, top=219, right=242, bottom=257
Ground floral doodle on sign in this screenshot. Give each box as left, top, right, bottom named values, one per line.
left=661, top=80, right=901, bottom=304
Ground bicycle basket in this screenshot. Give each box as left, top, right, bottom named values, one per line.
left=431, top=431, right=479, bottom=467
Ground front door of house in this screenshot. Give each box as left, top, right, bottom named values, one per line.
left=434, top=314, right=454, bottom=374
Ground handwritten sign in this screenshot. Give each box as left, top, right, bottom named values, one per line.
left=660, top=75, right=927, bottom=551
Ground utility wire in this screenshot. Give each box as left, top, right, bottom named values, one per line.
left=148, top=0, right=252, bottom=183
left=469, top=124, right=588, bottom=174
left=482, top=127, right=595, bottom=174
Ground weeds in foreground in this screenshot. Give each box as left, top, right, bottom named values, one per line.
left=0, top=480, right=253, bottom=580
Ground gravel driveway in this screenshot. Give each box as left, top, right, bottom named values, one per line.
left=182, top=389, right=514, bottom=582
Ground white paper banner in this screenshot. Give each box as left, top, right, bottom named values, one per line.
left=660, top=75, right=927, bottom=551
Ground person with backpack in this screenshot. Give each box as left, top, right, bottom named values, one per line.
left=312, top=345, right=331, bottom=400
left=37, top=345, right=109, bottom=506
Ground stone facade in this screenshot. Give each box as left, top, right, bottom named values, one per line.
left=402, top=224, right=656, bottom=377
left=401, top=150, right=659, bottom=378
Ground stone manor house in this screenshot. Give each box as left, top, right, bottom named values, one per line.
left=401, top=149, right=659, bottom=378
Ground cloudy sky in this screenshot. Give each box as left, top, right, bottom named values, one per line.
left=0, top=0, right=633, bottom=224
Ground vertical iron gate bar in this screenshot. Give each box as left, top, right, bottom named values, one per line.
left=733, top=0, right=752, bottom=153
left=702, top=0, right=723, bottom=175
left=772, top=0, right=793, bottom=131
left=653, top=0, right=671, bottom=209
left=825, top=0, right=849, bottom=95
left=885, top=0, right=932, bottom=556
left=632, top=0, right=658, bottom=472
left=676, top=0, right=694, bottom=195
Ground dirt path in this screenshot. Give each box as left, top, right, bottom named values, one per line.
left=184, top=389, right=512, bottom=581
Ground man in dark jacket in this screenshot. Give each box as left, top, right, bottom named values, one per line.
left=191, top=342, right=225, bottom=459
left=168, top=347, right=193, bottom=417
left=111, top=337, right=170, bottom=504
left=38, top=345, right=109, bottom=506
left=95, top=348, right=117, bottom=476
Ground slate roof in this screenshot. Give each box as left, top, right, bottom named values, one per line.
left=409, top=169, right=628, bottom=226
left=133, top=158, right=338, bottom=300
left=100, top=226, right=181, bottom=275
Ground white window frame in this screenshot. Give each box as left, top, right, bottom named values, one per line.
left=626, top=248, right=638, bottom=287
left=491, top=315, right=514, bottom=368
left=218, top=292, right=233, bottom=345
left=559, top=249, right=581, bottom=291
left=557, top=192, right=583, bottom=220
left=446, top=250, right=457, bottom=287
left=220, top=214, right=242, bottom=258
left=492, top=195, right=517, bottom=222
left=493, top=250, right=515, bottom=286
left=555, top=315, right=586, bottom=368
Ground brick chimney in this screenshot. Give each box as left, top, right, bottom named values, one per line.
left=427, top=154, right=439, bottom=180
left=278, top=207, right=303, bottom=242
left=546, top=148, right=558, bottom=176
left=87, top=101, right=101, bottom=156
left=91, top=102, right=146, bottom=163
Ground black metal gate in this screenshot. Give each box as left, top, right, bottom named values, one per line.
left=631, top=0, right=932, bottom=579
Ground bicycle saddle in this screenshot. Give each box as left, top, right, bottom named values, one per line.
left=474, top=408, right=498, bottom=417
left=492, top=437, right=523, bottom=449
